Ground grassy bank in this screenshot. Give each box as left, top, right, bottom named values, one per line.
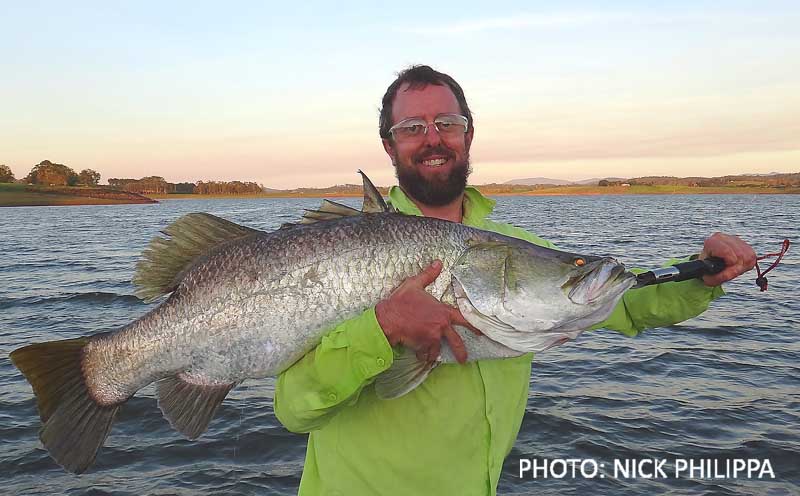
left=0, top=183, right=158, bottom=207
left=149, top=192, right=367, bottom=200
left=490, top=184, right=800, bottom=196
left=153, top=184, right=800, bottom=199
left=3, top=183, right=797, bottom=206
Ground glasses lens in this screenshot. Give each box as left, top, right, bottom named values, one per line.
left=434, top=114, right=467, bottom=135
left=391, top=119, right=427, bottom=141
left=389, top=114, right=467, bottom=141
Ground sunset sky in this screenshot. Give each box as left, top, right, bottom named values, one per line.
left=2, top=1, right=798, bottom=188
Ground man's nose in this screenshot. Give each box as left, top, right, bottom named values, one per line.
left=423, top=122, right=442, bottom=146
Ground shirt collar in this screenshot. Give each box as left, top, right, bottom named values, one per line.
left=387, top=185, right=496, bottom=226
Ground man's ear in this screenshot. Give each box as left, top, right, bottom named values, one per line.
left=382, top=138, right=395, bottom=158
left=465, top=127, right=474, bottom=153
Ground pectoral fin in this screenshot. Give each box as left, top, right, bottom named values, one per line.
left=374, top=348, right=437, bottom=399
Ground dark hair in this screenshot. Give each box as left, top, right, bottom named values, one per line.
left=379, top=65, right=473, bottom=140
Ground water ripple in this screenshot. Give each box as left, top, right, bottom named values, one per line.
left=1, top=195, right=798, bottom=494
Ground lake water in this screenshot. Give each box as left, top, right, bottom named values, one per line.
left=1, top=195, right=798, bottom=495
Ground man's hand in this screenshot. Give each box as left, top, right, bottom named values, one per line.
left=699, top=233, right=757, bottom=286
left=375, top=260, right=481, bottom=364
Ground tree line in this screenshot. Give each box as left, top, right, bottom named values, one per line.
left=107, top=177, right=264, bottom=195
left=1, top=161, right=264, bottom=195
left=0, top=164, right=15, bottom=183
left=0, top=160, right=100, bottom=186
left=628, top=174, right=800, bottom=187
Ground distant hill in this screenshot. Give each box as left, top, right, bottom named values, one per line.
left=504, top=177, right=573, bottom=186
left=572, top=177, right=627, bottom=185
left=267, top=172, right=799, bottom=195
left=628, top=172, right=800, bottom=187
left=505, top=177, right=627, bottom=186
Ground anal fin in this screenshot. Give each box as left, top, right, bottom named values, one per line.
left=374, top=348, right=437, bottom=399
left=156, top=374, right=236, bottom=440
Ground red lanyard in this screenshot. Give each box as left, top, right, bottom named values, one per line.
left=754, top=239, right=790, bottom=291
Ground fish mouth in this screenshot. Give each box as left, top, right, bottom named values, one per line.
left=567, top=258, right=635, bottom=305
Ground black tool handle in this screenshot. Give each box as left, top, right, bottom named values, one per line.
left=671, top=256, right=726, bottom=282
left=635, top=256, right=726, bottom=287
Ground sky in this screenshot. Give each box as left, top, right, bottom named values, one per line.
left=1, top=1, right=799, bottom=188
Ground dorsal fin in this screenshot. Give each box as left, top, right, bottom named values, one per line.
left=295, top=199, right=361, bottom=225
left=319, top=199, right=363, bottom=216
left=358, top=169, right=392, bottom=213
left=133, top=213, right=258, bottom=301
left=291, top=171, right=394, bottom=226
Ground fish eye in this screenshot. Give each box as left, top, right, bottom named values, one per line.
left=573, top=258, right=586, bottom=267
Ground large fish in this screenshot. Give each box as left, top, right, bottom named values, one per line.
left=10, top=172, right=635, bottom=474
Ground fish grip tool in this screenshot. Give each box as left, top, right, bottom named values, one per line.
left=633, top=239, right=790, bottom=291
left=633, top=257, right=726, bottom=289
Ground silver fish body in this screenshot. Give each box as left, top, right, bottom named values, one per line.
left=86, top=213, right=484, bottom=403
left=86, top=212, right=633, bottom=404
left=10, top=176, right=635, bottom=474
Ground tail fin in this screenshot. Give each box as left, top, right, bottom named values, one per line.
left=10, top=338, right=120, bottom=474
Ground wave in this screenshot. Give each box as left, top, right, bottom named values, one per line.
left=0, top=292, right=144, bottom=309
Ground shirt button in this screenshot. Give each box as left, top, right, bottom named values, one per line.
left=376, top=357, right=386, bottom=367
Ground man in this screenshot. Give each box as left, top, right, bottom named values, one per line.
left=273, top=65, right=756, bottom=495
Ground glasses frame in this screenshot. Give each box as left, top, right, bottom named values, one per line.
left=388, top=113, right=469, bottom=141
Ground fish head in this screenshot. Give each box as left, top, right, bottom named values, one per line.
left=451, top=238, right=636, bottom=351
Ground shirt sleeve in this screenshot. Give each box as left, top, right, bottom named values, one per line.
left=273, top=307, right=395, bottom=433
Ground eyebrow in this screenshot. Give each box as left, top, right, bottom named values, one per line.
left=396, top=113, right=457, bottom=122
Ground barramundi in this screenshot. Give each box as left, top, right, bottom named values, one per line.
left=10, top=171, right=636, bottom=474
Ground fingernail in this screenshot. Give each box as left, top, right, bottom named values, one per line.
left=431, top=260, right=442, bottom=269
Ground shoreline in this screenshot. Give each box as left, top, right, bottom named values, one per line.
left=3, top=185, right=798, bottom=207
left=0, top=184, right=158, bottom=207
left=151, top=187, right=800, bottom=200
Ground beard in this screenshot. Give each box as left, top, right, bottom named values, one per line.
left=393, top=146, right=472, bottom=207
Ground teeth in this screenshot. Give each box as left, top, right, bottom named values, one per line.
left=421, top=158, right=447, bottom=167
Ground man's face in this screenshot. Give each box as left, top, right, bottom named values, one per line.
left=382, top=83, right=474, bottom=206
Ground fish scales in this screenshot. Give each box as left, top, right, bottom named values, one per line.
left=10, top=174, right=635, bottom=473
left=85, top=213, right=483, bottom=404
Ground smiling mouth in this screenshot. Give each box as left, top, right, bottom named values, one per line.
left=420, top=157, right=448, bottom=167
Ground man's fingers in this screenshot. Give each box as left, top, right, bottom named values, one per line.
left=734, top=243, right=757, bottom=270
left=702, top=236, right=736, bottom=265
left=701, top=233, right=757, bottom=285
left=705, top=268, right=738, bottom=286
left=443, top=326, right=467, bottom=364
left=408, top=260, right=443, bottom=289
left=448, top=307, right=482, bottom=335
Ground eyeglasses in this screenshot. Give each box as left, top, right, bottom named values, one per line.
left=388, top=113, right=468, bottom=142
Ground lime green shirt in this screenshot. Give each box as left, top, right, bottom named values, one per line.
left=273, top=187, right=724, bottom=495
